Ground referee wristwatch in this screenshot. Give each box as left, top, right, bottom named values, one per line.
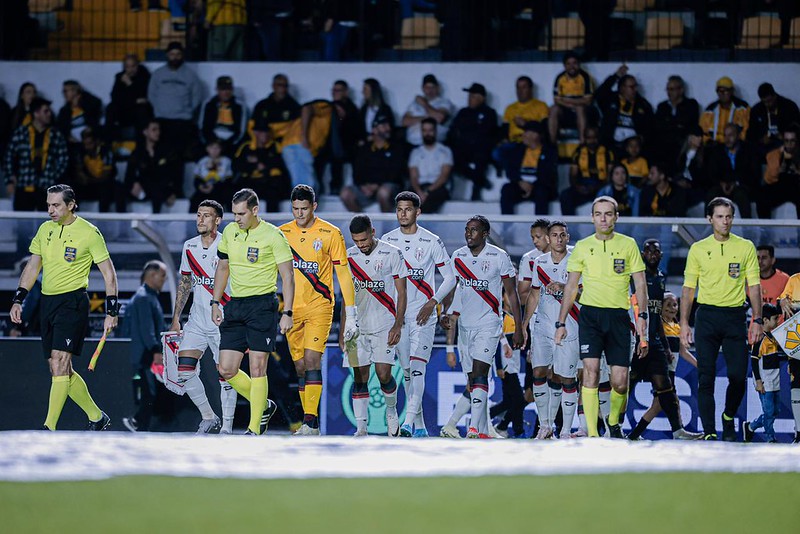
left=210, top=300, right=220, bottom=307
left=753, top=317, right=763, bottom=325
left=554, top=321, right=566, bottom=329
left=282, top=310, right=293, bottom=317
left=638, top=312, right=648, bottom=320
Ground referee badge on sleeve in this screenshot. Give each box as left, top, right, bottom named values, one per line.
left=728, top=263, right=740, bottom=278
left=247, top=247, right=259, bottom=263
left=613, top=258, right=625, bottom=274
left=64, top=247, right=77, bottom=262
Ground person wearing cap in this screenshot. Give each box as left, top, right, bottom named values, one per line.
left=232, top=121, right=290, bottom=212
left=653, top=75, right=700, bottom=167
left=148, top=41, right=203, bottom=160
left=3, top=97, right=69, bottom=211
left=747, top=82, right=800, bottom=152
left=402, top=74, right=455, bottom=146
left=549, top=52, right=595, bottom=144
left=699, top=76, right=750, bottom=145
left=200, top=76, right=248, bottom=157
left=447, top=82, right=498, bottom=201
left=205, top=0, right=247, bottom=61
left=341, top=114, right=405, bottom=213
left=499, top=120, right=557, bottom=216
left=595, top=65, right=654, bottom=158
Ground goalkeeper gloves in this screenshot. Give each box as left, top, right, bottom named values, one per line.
left=344, top=305, right=360, bottom=342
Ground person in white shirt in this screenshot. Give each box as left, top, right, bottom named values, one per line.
left=383, top=191, right=456, bottom=437
left=408, top=118, right=453, bottom=213
left=402, top=74, right=455, bottom=146
left=341, top=214, right=408, bottom=437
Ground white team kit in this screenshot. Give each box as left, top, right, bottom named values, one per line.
left=346, top=240, right=407, bottom=367
left=451, top=244, right=516, bottom=373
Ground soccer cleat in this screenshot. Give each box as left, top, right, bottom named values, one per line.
left=260, top=399, right=277, bottom=435
left=487, top=424, right=504, bottom=439
left=386, top=408, right=400, bottom=437
left=220, top=428, right=232, bottom=435
left=703, top=433, right=718, bottom=441
left=571, top=429, right=588, bottom=438
left=293, top=423, right=321, bottom=436
left=605, top=417, right=625, bottom=439
left=413, top=428, right=429, bottom=438
left=244, top=429, right=258, bottom=435
left=478, top=433, right=491, bottom=439
left=742, top=421, right=754, bottom=443
left=493, top=426, right=509, bottom=439
left=466, top=427, right=480, bottom=438
left=41, top=425, right=52, bottom=431
left=197, top=416, right=222, bottom=435
left=559, top=430, right=573, bottom=440
left=767, top=438, right=778, bottom=443
left=793, top=432, right=800, bottom=444
left=673, top=428, right=704, bottom=440
left=87, top=411, right=111, bottom=431
left=628, top=435, right=645, bottom=441
left=535, top=426, right=554, bottom=440
left=722, top=418, right=737, bottom=442
left=353, top=428, right=368, bottom=437
left=399, top=423, right=413, bottom=437
left=440, top=424, right=462, bottom=438
left=122, top=416, right=138, bottom=433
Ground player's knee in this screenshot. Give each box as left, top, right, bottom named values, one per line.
left=218, top=365, right=237, bottom=380
left=376, top=367, right=393, bottom=385
left=532, top=366, right=549, bottom=379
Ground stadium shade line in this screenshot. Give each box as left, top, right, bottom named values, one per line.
left=1, top=432, right=799, bottom=482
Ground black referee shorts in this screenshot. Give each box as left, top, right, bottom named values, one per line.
left=578, top=305, right=633, bottom=367
left=40, top=289, right=89, bottom=359
left=630, top=335, right=670, bottom=383
left=220, top=293, right=278, bottom=354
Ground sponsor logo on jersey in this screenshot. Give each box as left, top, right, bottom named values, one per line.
left=293, top=258, right=320, bottom=274
left=355, top=279, right=386, bottom=291
left=64, top=247, right=77, bottom=262
left=193, top=274, right=215, bottom=289
left=613, top=258, right=625, bottom=274
left=462, top=278, right=490, bottom=290
left=247, top=247, right=259, bottom=263
left=408, top=267, right=425, bottom=280
left=728, top=262, right=740, bottom=278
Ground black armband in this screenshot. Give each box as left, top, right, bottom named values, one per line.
left=217, top=250, right=229, bottom=260
left=12, top=287, right=28, bottom=304
left=106, top=296, right=120, bottom=317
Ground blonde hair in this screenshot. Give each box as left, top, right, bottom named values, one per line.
left=591, top=195, right=618, bottom=213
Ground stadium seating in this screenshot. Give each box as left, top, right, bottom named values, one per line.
left=638, top=16, right=684, bottom=50
left=737, top=15, right=782, bottom=49
left=540, top=18, right=584, bottom=51
left=395, top=17, right=440, bottom=50
left=786, top=18, right=800, bottom=48
left=614, top=0, right=655, bottom=13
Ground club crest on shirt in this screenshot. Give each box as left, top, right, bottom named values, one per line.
left=64, top=247, right=77, bottom=262
left=481, top=260, right=491, bottom=273
left=247, top=247, right=259, bottom=263
left=313, top=238, right=323, bottom=252
left=375, top=259, right=385, bottom=271
left=613, top=258, right=625, bottom=274
left=414, top=247, right=425, bottom=261
left=728, top=262, right=740, bottom=278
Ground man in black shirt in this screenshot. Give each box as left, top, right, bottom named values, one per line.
left=124, top=119, right=182, bottom=213
left=251, top=74, right=301, bottom=147
left=707, top=123, right=760, bottom=218
left=106, top=54, right=152, bottom=143
left=748, top=82, right=800, bottom=153
left=653, top=75, right=700, bottom=167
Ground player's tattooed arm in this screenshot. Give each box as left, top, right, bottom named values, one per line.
left=170, top=274, right=192, bottom=331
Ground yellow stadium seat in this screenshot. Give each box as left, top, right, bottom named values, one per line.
left=159, top=17, right=186, bottom=49
left=614, top=0, right=655, bottom=12
left=737, top=16, right=781, bottom=49
left=638, top=16, right=684, bottom=50
left=395, top=17, right=440, bottom=50
left=785, top=17, right=800, bottom=48
left=540, top=18, right=585, bottom=51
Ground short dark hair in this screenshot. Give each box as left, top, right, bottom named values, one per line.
left=531, top=218, right=550, bottom=231
left=562, top=51, right=579, bottom=64
left=232, top=188, right=259, bottom=209
left=47, top=184, right=77, bottom=211
left=762, top=303, right=780, bottom=320
left=30, top=97, right=51, bottom=113
left=516, top=76, right=533, bottom=88
left=395, top=191, right=420, bottom=208
left=80, top=126, right=97, bottom=140
left=619, top=75, right=636, bottom=90
left=141, top=260, right=165, bottom=283
left=421, top=117, right=437, bottom=129
left=706, top=197, right=736, bottom=217
left=199, top=199, right=223, bottom=218
left=333, top=79, right=348, bottom=89
left=547, top=220, right=568, bottom=233
left=291, top=184, right=316, bottom=204
left=63, top=80, right=81, bottom=91
left=757, top=82, right=776, bottom=99
left=723, top=123, right=742, bottom=136
left=468, top=215, right=490, bottom=234
left=667, top=75, right=685, bottom=88
left=643, top=238, right=661, bottom=249
left=756, top=244, right=775, bottom=257
left=273, top=73, right=288, bottom=83
left=349, top=214, right=373, bottom=234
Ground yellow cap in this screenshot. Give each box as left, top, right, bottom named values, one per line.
left=716, top=76, right=734, bottom=89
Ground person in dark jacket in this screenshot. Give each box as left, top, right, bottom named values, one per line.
left=124, top=119, right=183, bottom=213
left=248, top=0, right=292, bottom=60
left=56, top=80, right=103, bottom=171
left=199, top=75, right=247, bottom=157
left=747, top=82, right=800, bottom=153
left=639, top=162, right=688, bottom=217
left=232, top=124, right=290, bottom=212
left=359, top=78, right=395, bottom=143
left=106, top=54, right=152, bottom=143
left=653, top=75, right=700, bottom=168
left=499, top=121, right=557, bottom=215
left=312, top=80, right=361, bottom=194
left=595, top=65, right=654, bottom=158
left=447, top=83, right=498, bottom=201
left=706, top=123, right=761, bottom=218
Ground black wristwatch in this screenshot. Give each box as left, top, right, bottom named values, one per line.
left=210, top=300, right=220, bottom=307
left=555, top=321, right=566, bottom=329
left=283, top=310, right=293, bottom=317
left=753, top=317, right=763, bottom=325
left=638, top=312, right=648, bottom=320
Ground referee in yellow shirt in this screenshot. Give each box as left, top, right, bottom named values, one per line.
left=10, top=184, right=119, bottom=431
left=555, top=196, right=649, bottom=438
left=680, top=197, right=762, bottom=442
left=212, top=188, right=295, bottom=435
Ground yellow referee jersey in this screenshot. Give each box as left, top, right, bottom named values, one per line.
left=29, top=216, right=110, bottom=296
left=567, top=233, right=645, bottom=310
left=218, top=219, right=292, bottom=297
left=683, top=233, right=758, bottom=307
left=280, top=217, right=348, bottom=312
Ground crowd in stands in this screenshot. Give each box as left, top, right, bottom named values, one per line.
left=2, top=45, right=800, bottom=218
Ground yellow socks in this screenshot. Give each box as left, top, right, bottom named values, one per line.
left=298, top=376, right=307, bottom=414
left=249, top=376, right=268, bottom=434
left=582, top=386, right=599, bottom=437
left=304, top=370, right=322, bottom=418
left=226, top=370, right=252, bottom=402
left=68, top=372, right=102, bottom=422
left=44, top=376, right=70, bottom=430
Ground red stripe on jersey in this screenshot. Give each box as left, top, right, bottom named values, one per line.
left=348, top=258, right=397, bottom=316
left=453, top=258, right=500, bottom=316
left=291, top=247, right=332, bottom=302
left=404, top=259, right=434, bottom=299
left=185, top=249, right=230, bottom=304
left=436, top=262, right=445, bottom=268
left=536, top=266, right=580, bottom=322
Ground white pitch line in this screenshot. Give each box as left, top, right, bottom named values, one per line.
left=0, top=432, right=799, bottom=482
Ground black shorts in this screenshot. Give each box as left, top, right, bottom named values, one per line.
left=40, top=289, right=89, bottom=359
left=630, top=335, right=670, bottom=383
left=220, top=293, right=278, bottom=354
left=578, top=305, right=633, bottom=367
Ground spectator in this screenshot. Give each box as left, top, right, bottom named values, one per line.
left=759, top=124, right=800, bottom=218
left=748, top=82, right=800, bottom=153
left=402, top=74, right=455, bottom=146
left=707, top=123, right=760, bottom=217
left=408, top=118, right=453, bottom=214
left=620, top=135, right=649, bottom=188
left=248, top=0, right=293, bottom=60
left=10, top=82, right=37, bottom=130
left=447, top=82, right=498, bottom=201
left=312, top=80, right=361, bottom=195
left=199, top=75, right=247, bottom=157
left=595, top=65, right=654, bottom=157
left=359, top=78, right=394, bottom=143
left=252, top=73, right=301, bottom=150
left=549, top=52, right=594, bottom=144
left=559, top=126, right=614, bottom=215
left=232, top=125, right=290, bottom=212
left=341, top=114, right=405, bottom=212
left=597, top=163, right=640, bottom=218
left=148, top=41, right=203, bottom=160
left=320, top=0, right=359, bottom=61
left=205, top=0, right=247, bottom=61
left=674, top=124, right=710, bottom=207
left=653, top=75, right=700, bottom=168
left=699, top=76, right=750, bottom=145
left=3, top=97, right=69, bottom=211
left=124, top=119, right=182, bottom=213
left=757, top=245, right=790, bottom=306
left=639, top=162, right=688, bottom=217
left=499, top=121, right=557, bottom=215
left=106, top=55, right=152, bottom=151
left=55, top=80, right=103, bottom=149
left=73, top=127, right=119, bottom=213
left=499, top=76, right=549, bottom=146
left=191, top=139, right=232, bottom=212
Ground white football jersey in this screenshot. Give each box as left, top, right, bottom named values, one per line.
left=451, top=244, right=515, bottom=330
left=531, top=248, right=579, bottom=336
left=179, top=233, right=231, bottom=332
left=518, top=248, right=544, bottom=283
left=382, top=225, right=453, bottom=324
left=347, top=239, right=407, bottom=334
